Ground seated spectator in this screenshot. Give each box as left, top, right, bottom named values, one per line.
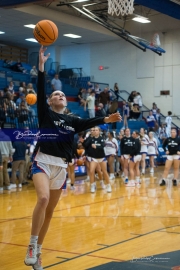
left=78, top=88, right=86, bottom=106
left=146, top=110, right=156, bottom=130
left=19, top=82, right=27, bottom=95
left=95, top=103, right=106, bottom=117
left=16, top=93, right=26, bottom=107
left=8, top=81, right=14, bottom=95
left=30, top=66, right=38, bottom=77
left=11, top=59, right=26, bottom=73
left=129, top=103, right=140, bottom=120
left=4, top=93, right=16, bottom=119
left=134, top=92, right=142, bottom=110
left=128, top=91, right=136, bottom=105
left=27, top=83, right=36, bottom=94
left=87, top=81, right=94, bottom=90
left=17, top=101, right=29, bottom=123
left=30, top=66, right=38, bottom=84
left=3, top=59, right=13, bottom=68
left=3, top=87, right=11, bottom=98
left=51, top=74, right=62, bottom=91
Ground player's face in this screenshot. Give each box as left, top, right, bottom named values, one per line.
left=132, top=132, right=136, bottom=138
left=140, top=128, right=144, bottom=135
left=90, top=128, right=95, bottom=136
left=94, top=128, right=100, bottom=137
left=125, top=128, right=130, bottom=137
left=50, top=91, right=67, bottom=108
left=171, top=129, right=177, bottom=138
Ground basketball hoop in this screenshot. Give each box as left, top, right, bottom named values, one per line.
left=108, top=0, right=134, bottom=16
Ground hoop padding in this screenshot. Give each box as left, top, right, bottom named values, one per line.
left=108, top=0, right=134, bottom=16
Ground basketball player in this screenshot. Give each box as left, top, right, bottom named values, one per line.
left=87, top=126, right=112, bottom=193
left=120, top=128, right=135, bottom=184
left=160, top=128, right=180, bottom=186
left=24, top=46, right=121, bottom=269
left=127, top=131, right=141, bottom=187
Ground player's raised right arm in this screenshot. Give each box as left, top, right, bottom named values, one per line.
left=37, top=46, right=50, bottom=126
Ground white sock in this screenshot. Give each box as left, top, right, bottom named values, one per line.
left=29, top=235, right=38, bottom=246
left=37, top=244, right=42, bottom=254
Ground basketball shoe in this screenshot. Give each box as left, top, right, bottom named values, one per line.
left=24, top=244, right=37, bottom=266
left=32, top=253, right=43, bottom=270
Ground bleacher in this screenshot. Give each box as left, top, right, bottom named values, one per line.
left=0, top=62, right=151, bottom=131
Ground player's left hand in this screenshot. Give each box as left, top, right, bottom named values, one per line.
left=104, top=112, right=122, bottom=123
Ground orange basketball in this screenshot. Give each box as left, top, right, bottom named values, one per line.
left=76, top=159, right=84, bottom=166
left=26, top=94, right=37, bottom=105
left=77, top=149, right=85, bottom=157
left=33, top=20, right=58, bottom=46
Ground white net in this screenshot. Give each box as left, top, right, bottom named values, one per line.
left=151, top=33, right=161, bottom=47
left=108, top=0, right=134, bottom=16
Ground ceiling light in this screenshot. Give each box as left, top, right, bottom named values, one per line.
left=24, top=24, right=36, bottom=29
left=132, top=16, right=151, bottom=23
left=0, top=32, right=5, bottom=34
left=73, top=0, right=89, bottom=2
left=63, top=34, right=82, bottom=38
left=25, top=38, right=38, bottom=43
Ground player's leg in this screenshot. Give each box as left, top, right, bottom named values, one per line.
left=141, top=153, right=146, bottom=174
left=24, top=172, right=50, bottom=266
left=89, top=160, right=97, bottom=192
left=99, top=161, right=112, bottom=192
left=127, top=160, right=135, bottom=187
left=33, top=189, right=62, bottom=270
left=172, top=159, right=179, bottom=186
left=108, top=155, right=115, bottom=180
left=160, top=158, right=173, bottom=186
left=123, top=156, right=129, bottom=183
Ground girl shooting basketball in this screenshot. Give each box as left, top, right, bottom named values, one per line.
left=24, top=46, right=121, bottom=269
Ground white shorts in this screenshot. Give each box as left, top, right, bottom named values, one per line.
left=166, top=155, right=179, bottom=161
left=123, top=154, right=130, bottom=160
left=130, top=155, right=142, bottom=163
left=87, top=157, right=106, bottom=163
left=32, top=160, right=66, bottom=190
left=69, top=159, right=75, bottom=166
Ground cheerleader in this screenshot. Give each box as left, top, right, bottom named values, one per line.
left=147, top=132, right=158, bottom=174
left=104, top=131, right=118, bottom=180
left=120, top=128, right=135, bottom=184
left=87, top=126, right=112, bottom=193
left=115, top=133, right=124, bottom=177
left=160, top=128, right=180, bottom=186
left=140, top=128, right=149, bottom=175
left=127, top=131, right=141, bottom=187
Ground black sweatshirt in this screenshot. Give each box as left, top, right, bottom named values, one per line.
left=163, top=137, right=180, bottom=155
left=34, top=71, right=106, bottom=162
left=83, top=136, right=105, bottom=158
left=120, top=136, right=135, bottom=155
left=131, top=138, right=141, bottom=156
left=82, top=136, right=93, bottom=156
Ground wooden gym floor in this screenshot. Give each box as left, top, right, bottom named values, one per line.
left=1, top=166, right=180, bottom=270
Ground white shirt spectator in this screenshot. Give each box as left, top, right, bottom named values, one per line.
left=30, top=66, right=38, bottom=77
left=86, top=95, right=95, bottom=109
left=165, top=116, right=172, bottom=137
left=51, top=74, right=62, bottom=91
